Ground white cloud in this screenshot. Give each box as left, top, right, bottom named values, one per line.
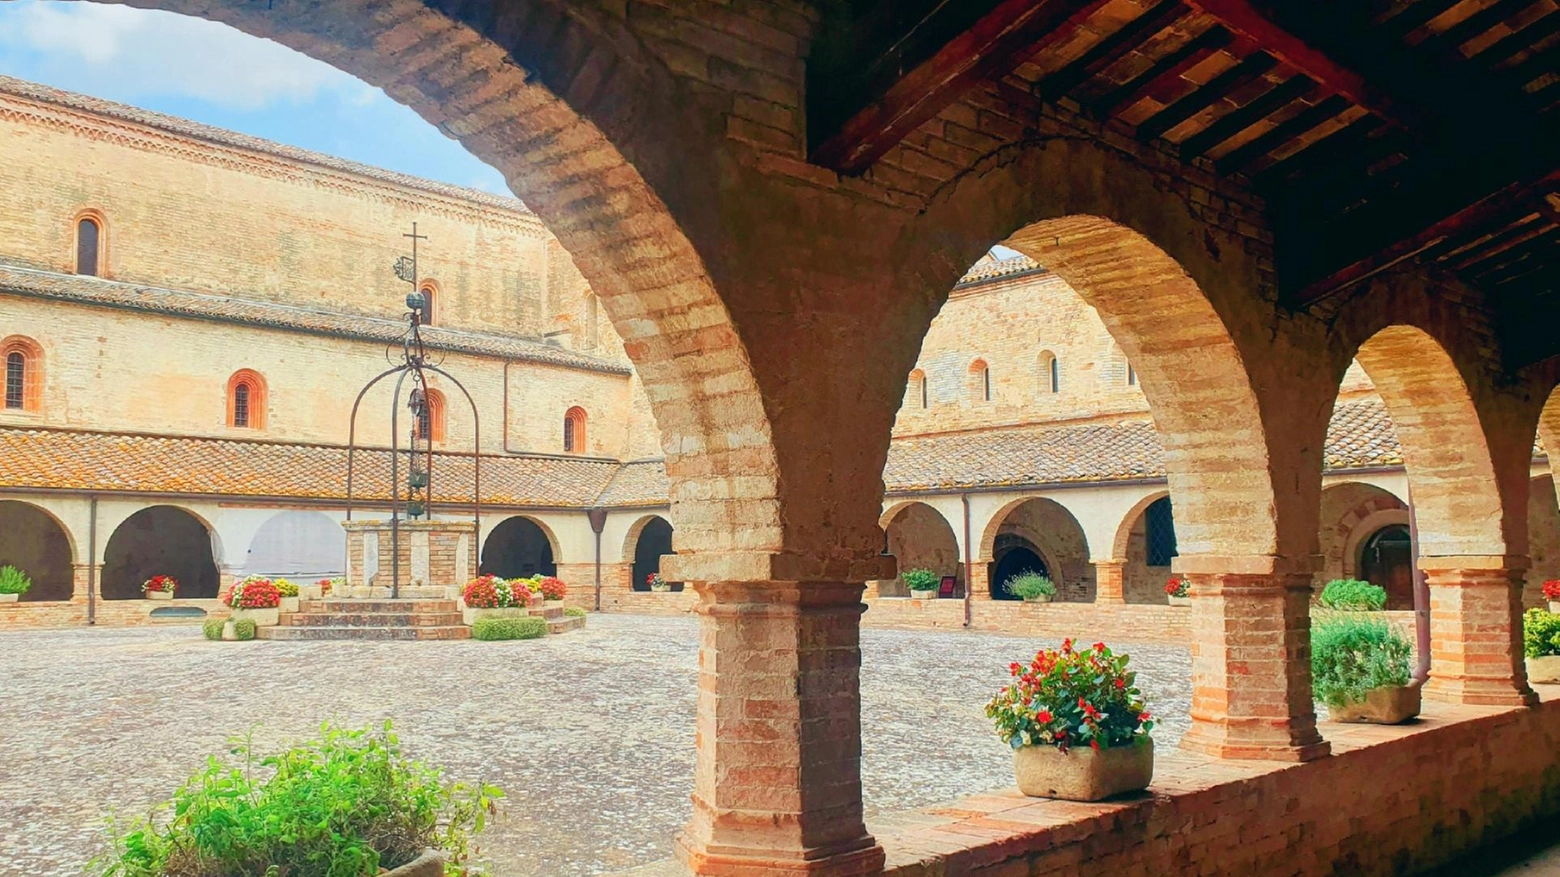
left=0, top=1, right=380, bottom=110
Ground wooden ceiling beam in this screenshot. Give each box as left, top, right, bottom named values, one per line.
left=1215, top=93, right=1350, bottom=174
left=1036, top=0, right=1191, bottom=100
left=1134, top=51, right=1276, bottom=141
left=1091, top=25, right=1235, bottom=116
left=1176, top=74, right=1316, bottom=158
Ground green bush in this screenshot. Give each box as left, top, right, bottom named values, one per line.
left=563, top=607, right=587, bottom=618
left=1319, top=579, right=1386, bottom=611
left=0, top=564, right=32, bottom=596
left=201, top=618, right=225, bottom=641
left=900, top=568, right=940, bottom=593
left=471, top=616, right=547, bottom=641
left=95, top=722, right=501, bottom=877
left=1311, top=614, right=1411, bottom=707
left=1006, top=572, right=1056, bottom=600
left=1523, top=608, right=1560, bottom=658
left=232, top=619, right=257, bottom=641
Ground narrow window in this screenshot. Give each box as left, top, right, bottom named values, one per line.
left=227, top=370, right=266, bottom=429
left=968, top=360, right=990, bottom=403
left=1127, top=363, right=1137, bottom=386
left=418, top=282, right=438, bottom=326
left=76, top=216, right=102, bottom=276
left=415, top=388, right=446, bottom=443
left=1, top=337, right=43, bottom=412
left=1038, top=351, right=1059, bottom=395
left=564, top=406, right=588, bottom=453
left=1049, top=356, right=1060, bottom=394
left=4, top=352, right=23, bottom=409
left=232, top=383, right=251, bottom=427
left=908, top=369, right=928, bottom=409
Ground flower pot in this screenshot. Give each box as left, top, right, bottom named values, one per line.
left=1013, top=738, right=1153, bottom=801
left=383, top=850, right=444, bottom=877
left=221, top=620, right=238, bottom=641
left=1527, top=654, right=1560, bottom=684
left=146, top=590, right=174, bottom=601
left=231, top=607, right=280, bottom=627
left=909, top=589, right=937, bottom=601
left=299, top=583, right=323, bottom=600
left=1326, top=683, right=1422, bottom=724
left=650, top=584, right=671, bottom=593
left=1167, top=595, right=1190, bottom=607
left=1022, top=594, right=1053, bottom=603
left=1549, top=601, right=1560, bottom=614
left=278, top=596, right=300, bottom=613
left=0, top=593, right=18, bottom=603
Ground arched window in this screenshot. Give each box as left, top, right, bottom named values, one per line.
left=1126, top=363, right=1138, bottom=386
left=563, top=406, right=588, bottom=453
left=968, top=359, right=991, bottom=403
left=907, top=369, right=928, bottom=409
left=75, top=212, right=104, bottom=277
left=226, top=370, right=267, bottom=429
left=415, top=388, right=446, bottom=443
left=417, top=281, right=439, bottom=326
left=1039, top=350, right=1059, bottom=394
left=2, top=336, right=43, bottom=412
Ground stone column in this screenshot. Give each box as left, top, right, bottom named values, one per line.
left=1422, top=556, right=1537, bottom=707
left=674, top=580, right=884, bottom=877
left=1177, top=558, right=1329, bottom=762
left=70, top=563, right=98, bottom=602
left=1094, top=559, right=1127, bottom=604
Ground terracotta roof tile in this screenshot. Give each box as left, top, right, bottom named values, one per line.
left=956, top=254, right=1044, bottom=286
left=595, top=460, right=672, bottom=507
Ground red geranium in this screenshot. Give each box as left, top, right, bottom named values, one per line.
left=538, top=576, right=568, bottom=601
left=225, top=577, right=280, bottom=609
left=986, top=638, right=1153, bottom=753
left=1164, top=576, right=1189, bottom=598
left=141, top=575, right=178, bottom=596
left=1543, top=580, right=1560, bottom=601
left=462, top=575, right=502, bottom=609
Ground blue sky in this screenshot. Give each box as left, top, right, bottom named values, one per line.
left=0, top=1, right=511, bottom=194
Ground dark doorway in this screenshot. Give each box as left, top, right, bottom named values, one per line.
left=0, top=500, right=75, bottom=601
left=480, top=516, right=557, bottom=578
left=631, top=516, right=678, bottom=591
left=990, top=534, right=1048, bottom=601
left=1360, top=524, right=1414, bottom=610
left=102, top=506, right=219, bottom=599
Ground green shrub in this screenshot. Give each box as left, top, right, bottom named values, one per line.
left=1319, top=579, right=1386, bottom=611
left=232, top=619, right=257, bottom=641
left=0, top=564, right=32, bottom=596
left=1006, top=572, right=1056, bottom=600
left=563, top=606, right=587, bottom=618
left=1311, top=614, right=1411, bottom=707
left=1523, top=608, right=1560, bottom=658
left=201, top=618, right=225, bottom=641
left=471, top=616, right=547, bottom=641
left=94, top=722, right=501, bottom=877
left=900, top=568, right=939, bottom=592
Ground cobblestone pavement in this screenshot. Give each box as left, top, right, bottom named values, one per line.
left=0, top=614, right=1190, bottom=876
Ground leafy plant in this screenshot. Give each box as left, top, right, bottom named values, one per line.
left=95, top=722, right=501, bottom=877
left=141, top=575, right=178, bottom=596
left=986, top=639, right=1152, bottom=752
left=901, top=568, right=939, bottom=593
left=226, top=577, right=281, bottom=609
left=471, top=616, right=547, bottom=641
left=273, top=578, right=299, bottom=597
left=1163, top=576, right=1188, bottom=598
left=1310, top=614, right=1411, bottom=707
left=1006, top=572, right=1056, bottom=600
left=1524, top=608, right=1560, bottom=658
left=563, top=607, right=587, bottom=618
left=462, top=575, right=527, bottom=609
left=537, top=576, right=568, bottom=601
left=646, top=573, right=667, bottom=590
left=232, top=619, right=257, bottom=641
left=0, top=565, right=31, bottom=595
left=201, top=618, right=225, bottom=641
left=1319, top=579, right=1387, bottom=611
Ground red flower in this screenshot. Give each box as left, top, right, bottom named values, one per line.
left=1093, top=642, right=1106, bottom=653
left=1544, top=580, right=1560, bottom=601
left=1139, top=711, right=1152, bottom=722
left=1036, top=709, right=1052, bottom=723
left=1115, top=678, right=1126, bottom=689
left=1090, top=739, right=1100, bottom=751
left=1009, top=662, right=1022, bottom=675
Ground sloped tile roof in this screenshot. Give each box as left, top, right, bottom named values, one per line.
left=595, top=460, right=672, bottom=507
left=0, top=265, right=630, bottom=374
left=956, top=253, right=1044, bottom=286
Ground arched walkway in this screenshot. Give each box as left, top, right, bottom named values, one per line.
left=1530, top=474, right=1560, bottom=608
left=244, top=511, right=345, bottom=578
left=627, top=515, right=677, bottom=592
left=101, top=506, right=219, bottom=599
left=880, top=502, right=960, bottom=598
left=1108, top=493, right=1178, bottom=604
left=0, top=500, right=75, bottom=601
left=1318, top=481, right=1412, bottom=609
left=480, top=516, right=558, bottom=579
left=982, top=498, right=1092, bottom=602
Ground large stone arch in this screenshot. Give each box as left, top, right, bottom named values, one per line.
left=101, top=505, right=220, bottom=600
left=979, top=497, right=1093, bottom=602
left=0, top=500, right=76, bottom=601
left=624, top=514, right=677, bottom=592
left=1318, top=481, right=1411, bottom=608
left=878, top=501, right=960, bottom=598
left=480, top=515, right=559, bottom=579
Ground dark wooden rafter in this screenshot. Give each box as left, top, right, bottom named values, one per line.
left=1176, top=73, right=1317, bottom=158
left=1213, top=93, right=1350, bottom=173
left=809, top=0, right=1114, bottom=174
left=1479, top=11, right=1560, bottom=68
left=1413, top=0, right=1536, bottom=59
left=1091, top=24, right=1235, bottom=115
left=1435, top=213, right=1551, bottom=269
left=1035, top=0, right=1191, bottom=100
left=1134, top=51, right=1277, bottom=141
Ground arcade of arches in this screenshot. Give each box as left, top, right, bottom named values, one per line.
left=1, top=2, right=1559, bottom=876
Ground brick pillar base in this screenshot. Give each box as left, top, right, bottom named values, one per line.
left=675, top=581, right=884, bottom=877
left=1094, top=560, right=1127, bottom=604
left=967, top=563, right=990, bottom=599
left=1423, top=558, right=1537, bottom=707
left=1179, top=568, right=1329, bottom=762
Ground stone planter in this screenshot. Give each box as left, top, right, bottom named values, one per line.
left=221, top=620, right=238, bottom=641
left=650, top=585, right=672, bottom=593
left=1013, top=738, right=1153, bottom=801
left=1167, top=595, right=1191, bottom=607
left=299, top=583, right=323, bottom=600
left=146, top=589, right=174, bottom=601
left=384, top=850, right=443, bottom=877
left=1549, top=601, right=1560, bottom=614
left=279, top=596, right=300, bottom=613
left=0, top=593, right=18, bottom=603
left=1022, top=594, right=1053, bottom=604
left=909, top=590, right=937, bottom=601
left=462, top=605, right=530, bottom=626
left=1527, top=654, right=1560, bottom=684
left=1326, top=683, right=1422, bottom=724
left=231, top=607, right=280, bottom=627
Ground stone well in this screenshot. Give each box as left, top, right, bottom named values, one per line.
left=343, top=519, right=477, bottom=597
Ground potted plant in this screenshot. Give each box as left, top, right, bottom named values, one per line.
left=538, top=576, right=568, bottom=602
left=1319, top=579, right=1387, bottom=611
left=1524, top=607, right=1560, bottom=684
left=461, top=574, right=531, bottom=625
left=225, top=576, right=283, bottom=626
left=140, top=574, right=178, bottom=601
left=647, top=572, right=671, bottom=592
left=1164, top=575, right=1190, bottom=606
left=1008, top=572, right=1056, bottom=603
left=273, top=577, right=301, bottom=612
left=1311, top=613, right=1419, bottom=723
left=986, top=639, right=1154, bottom=801
left=0, top=565, right=31, bottom=603
left=1544, top=580, right=1560, bottom=613
left=902, top=567, right=939, bottom=600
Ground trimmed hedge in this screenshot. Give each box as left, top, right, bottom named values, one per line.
left=1319, top=579, right=1387, bottom=611
left=232, top=619, right=257, bottom=641
left=563, top=607, right=587, bottom=618
left=472, top=616, right=547, bottom=641
left=202, top=618, right=225, bottom=641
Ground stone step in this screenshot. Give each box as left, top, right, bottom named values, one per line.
left=257, top=624, right=470, bottom=641
left=530, top=604, right=565, bottom=621
left=546, top=615, right=586, bottom=635
left=282, top=612, right=466, bottom=628
left=301, top=599, right=457, bottom=614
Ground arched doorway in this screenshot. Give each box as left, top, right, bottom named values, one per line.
left=1110, top=493, right=1179, bottom=604
left=880, top=502, right=960, bottom=597
left=982, top=497, right=1092, bottom=601
left=101, top=506, right=219, bottom=599
left=480, top=516, right=557, bottom=579
left=990, top=534, right=1048, bottom=601
left=629, top=516, right=677, bottom=592
left=244, top=510, right=345, bottom=578
left=1359, top=524, right=1414, bottom=610
left=0, top=500, right=75, bottom=601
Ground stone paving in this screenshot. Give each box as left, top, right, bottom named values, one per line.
left=0, top=614, right=1191, bottom=876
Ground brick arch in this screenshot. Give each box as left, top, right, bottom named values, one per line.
left=1110, top=490, right=1171, bottom=561
left=879, top=501, right=960, bottom=597
left=89, top=0, right=780, bottom=560
left=978, top=496, right=1094, bottom=601
left=1351, top=326, right=1506, bottom=558
left=2, top=334, right=45, bottom=411
left=0, top=499, right=78, bottom=601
